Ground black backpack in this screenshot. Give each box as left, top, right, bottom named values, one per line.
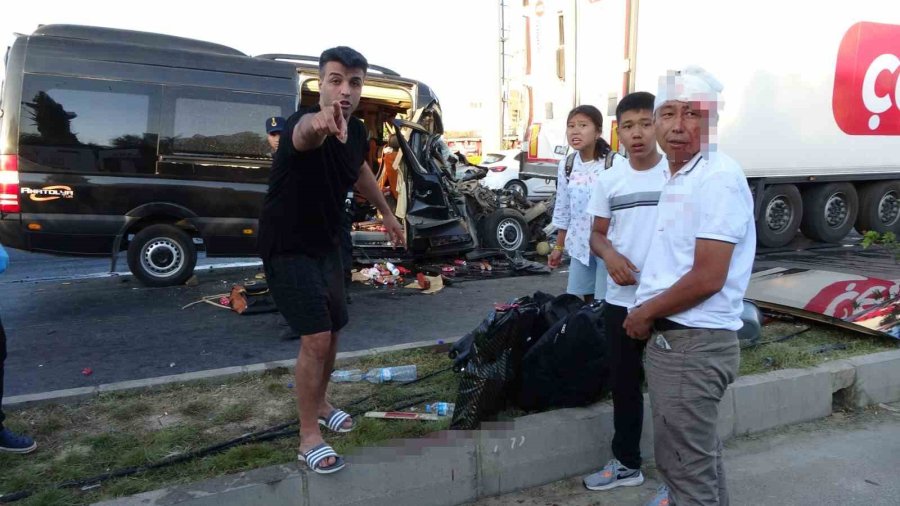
left=517, top=301, right=610, bottom=411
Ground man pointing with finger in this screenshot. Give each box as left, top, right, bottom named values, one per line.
left=258, top=46, right=405, bottom=474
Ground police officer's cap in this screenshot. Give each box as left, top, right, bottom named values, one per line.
left=265, top=116, right=286, bottom=134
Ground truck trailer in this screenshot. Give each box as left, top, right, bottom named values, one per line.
left=521, top=0, right=900, bottom=247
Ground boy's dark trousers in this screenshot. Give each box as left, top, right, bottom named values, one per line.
left=605, top=303, right=647, bottom=469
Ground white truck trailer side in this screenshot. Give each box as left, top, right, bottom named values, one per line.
left=522, top=0, right=900, bottom=247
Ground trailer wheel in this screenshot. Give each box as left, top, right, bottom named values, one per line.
left=756, top=184, right=802, bottom=248
left=855, top=181, right=900, bottom=235
left=800, top=183, right=858, bottom=243
left=127, top=224, right=197, bottom=287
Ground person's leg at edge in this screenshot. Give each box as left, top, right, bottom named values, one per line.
left=317, top=332, right=352, bottom=429
left=567, top=256, right=596, bottom=303
left=0, top=316, right=37, bottom=455
left=296, top=330, right=336, bottom=468
left=0, top=315, right=37, bottom=454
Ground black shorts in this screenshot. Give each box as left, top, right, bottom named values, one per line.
left=264, top=251, right=349, bottom=336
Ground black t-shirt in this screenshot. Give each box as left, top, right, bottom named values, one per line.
left=258, top=105, right=367, bottom=260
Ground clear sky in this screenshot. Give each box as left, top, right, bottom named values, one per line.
left=0, top=0, right=500, bottom=131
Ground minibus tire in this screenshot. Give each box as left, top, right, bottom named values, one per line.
left=127, top=224, right=197, bottom=287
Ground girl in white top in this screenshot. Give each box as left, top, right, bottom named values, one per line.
left=548, top=105, right=611, bottom=302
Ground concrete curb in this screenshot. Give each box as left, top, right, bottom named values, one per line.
left=3, top=336, right=460, bottom=410
left=92, top=349, right=900, bottom=506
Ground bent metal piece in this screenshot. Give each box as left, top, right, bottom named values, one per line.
left=747, top=267, right=900, bottom=339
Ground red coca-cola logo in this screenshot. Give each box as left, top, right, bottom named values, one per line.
left=833, top=22, right=900, bottom=135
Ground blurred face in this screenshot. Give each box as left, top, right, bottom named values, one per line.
left=616, top=109, right=655, bottom=158
left=654, top=100, right=716, bottom=162
left=319, top=61, right=365, bottom=119
left=566, top=113, right=601, bottom=152
left=267, top=131, right=281, bottom=151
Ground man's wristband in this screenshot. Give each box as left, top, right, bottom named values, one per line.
left=553, top=245, right=565, bottom=252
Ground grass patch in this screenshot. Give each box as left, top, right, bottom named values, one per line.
left=106, top=398, right=153, bottom=423
left=201, top=444, right=284, bottom=475
left=31, top=409, right=66, bottom=436
left=18, top=489, right=78, bottom=506
left=179, top=399, right=214, bottom=419
left=0, top=347, right=456, bottom=505
left=739, top=321, right=897, bottom=375
left=0, top=325, right=894, bottom=505
left=213, top=402, right=253, bottom=424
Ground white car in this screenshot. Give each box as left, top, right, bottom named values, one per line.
left=479, top=150, right=556, bottom=200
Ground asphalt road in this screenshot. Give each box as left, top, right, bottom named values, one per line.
left=3, top=234, right=900, bottom=398
left=1, top=247, right=257, bottom=283
left=1, top=255, right=567, bottom=397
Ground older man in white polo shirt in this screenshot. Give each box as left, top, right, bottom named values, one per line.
left=623, top=67, right=755, bottom=506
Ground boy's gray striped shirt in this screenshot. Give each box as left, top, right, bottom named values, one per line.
left=609, top=191, right=662, bottom=211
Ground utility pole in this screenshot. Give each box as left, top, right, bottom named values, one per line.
left=499, top=0, right=510, bottom=149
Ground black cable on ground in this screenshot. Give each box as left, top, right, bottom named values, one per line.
left=761, top=311, right=797, bottom=322
left=741, top=326, right=811, bottom=349
left=0, top=366, right=454, bottom=503
left=405, top=365, right=453, bottom=385
left=0, top=492, right=28, bottom=503
left=197, top=391, right=438, bottom=454
left=0, top=418, right=302, bottom=504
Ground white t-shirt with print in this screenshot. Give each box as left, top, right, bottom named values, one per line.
left=587, top=156, right=667, bottom=308
left=551, top=152, right=605, bottom=266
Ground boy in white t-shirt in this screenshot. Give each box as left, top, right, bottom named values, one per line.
left=582, top=92, right=666, bottom=492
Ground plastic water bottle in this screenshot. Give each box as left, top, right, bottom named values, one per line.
left=385, top=262, right=400, bottom=276
left=425, top=402, right=455, bottom=417
left=330, top=369, right=365, bottom=383
left=365, top=365, right=417, bottom=384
